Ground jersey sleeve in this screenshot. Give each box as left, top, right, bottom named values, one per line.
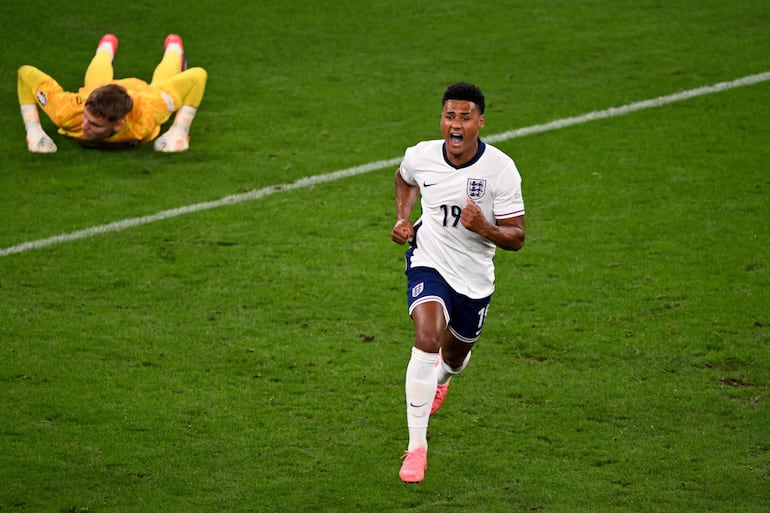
left=398, top=145, right=418, bottom=186
left=17, top=66, right=84, bottom=134
left=493, top=161, right=525, bottom=219
left=399, top=142, right=434, bottom=186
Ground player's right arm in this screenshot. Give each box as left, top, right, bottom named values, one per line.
left=17, top=65, right=65, bottom=153
left=391, top=168, right=419, bottom=244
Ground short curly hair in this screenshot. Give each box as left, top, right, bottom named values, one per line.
left=442, top=82, right=485, bottom=115
left=85, top=84, right=134, bottom=121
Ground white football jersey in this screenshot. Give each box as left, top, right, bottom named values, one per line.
left=399, top=139, right=525, bottom=298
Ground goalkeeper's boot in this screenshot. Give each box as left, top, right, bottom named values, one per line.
left=399, top=447, right=427, bottom=483
left=430, top=382, right=449, bottom=415
left=164, top=34, right=187, bottom=71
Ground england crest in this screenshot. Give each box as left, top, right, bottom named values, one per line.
left=467, top=178, right=487, bottom=200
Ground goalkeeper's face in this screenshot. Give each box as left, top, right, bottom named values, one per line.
left=82, top=106, right=124, bottom=140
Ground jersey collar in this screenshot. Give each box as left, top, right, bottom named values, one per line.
left=442, top=139, right=486, bottom=170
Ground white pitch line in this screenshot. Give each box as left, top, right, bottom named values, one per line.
left=485, top=71, right=770, bottom=143
left=2, top=71, right=769, bottom=258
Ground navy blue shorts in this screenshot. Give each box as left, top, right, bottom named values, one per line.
left=405, top=266, right=492, bottom=343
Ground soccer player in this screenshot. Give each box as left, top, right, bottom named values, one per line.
left=390, top=82, right=526, bottom=483
left=17, top=34, right=207, bottom=153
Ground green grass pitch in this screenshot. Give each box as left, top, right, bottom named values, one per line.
left=1, top=1, right=768, bottom=512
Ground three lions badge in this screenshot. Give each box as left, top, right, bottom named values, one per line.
left=467, top=178, right=487, bottom=200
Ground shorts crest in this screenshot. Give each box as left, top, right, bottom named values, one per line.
left=411, top=282, right=424, bottom=298
left=467, top=178, right=487, bottom=200
left=36, top=91, right=48, bottom=107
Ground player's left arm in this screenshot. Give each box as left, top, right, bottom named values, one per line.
left=152, top=67, right=208, bottom=152
left=461, top=198, right=525, bottom=251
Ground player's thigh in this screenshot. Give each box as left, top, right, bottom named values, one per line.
left=447, top=293, right=491, bottom=343
left=406, top=266, right=451, bottom=352
left=411, top=301, right=448, bottom=352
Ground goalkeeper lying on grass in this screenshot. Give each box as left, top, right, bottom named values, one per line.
left=17, top=33, right=207, bottom=153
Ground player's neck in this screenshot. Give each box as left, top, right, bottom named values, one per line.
left=444, top=139, right=481, bottom=168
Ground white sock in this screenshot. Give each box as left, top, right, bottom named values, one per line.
left=165, top=43, right=183, bottom=55
left=405, top=347, right=438, bottom=451
left=97, top=43, right=115, bottom=60
left=436, top=349, right=471, bottom=386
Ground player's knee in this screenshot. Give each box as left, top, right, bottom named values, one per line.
left=413, top=332, right=442, bottom=353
